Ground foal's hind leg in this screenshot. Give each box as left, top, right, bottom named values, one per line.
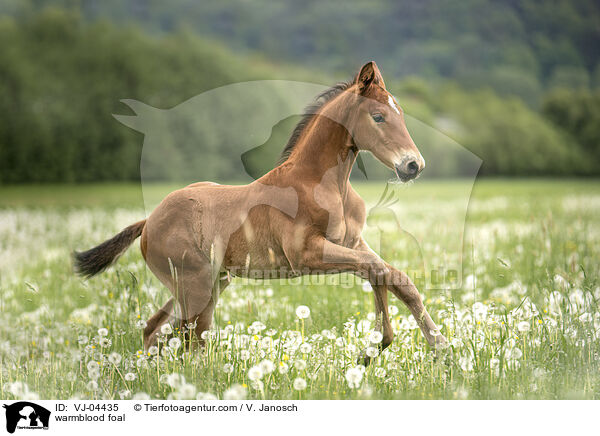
left=144, top=297, right=176, bottom=349
left=185, top=272, right=231, bottom=347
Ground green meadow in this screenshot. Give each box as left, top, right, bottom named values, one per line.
left=0, top=179, right=599, bottom=399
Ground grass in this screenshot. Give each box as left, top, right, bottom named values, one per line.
left=0, top=179, right=599, bottom=400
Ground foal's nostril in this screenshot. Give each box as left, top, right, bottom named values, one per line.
left=407, top=160, right=419, bottom=175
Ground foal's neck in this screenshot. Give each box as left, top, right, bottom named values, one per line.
left=289, top=114, right=356, bottom=195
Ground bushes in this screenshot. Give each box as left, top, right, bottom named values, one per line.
left=0, top=8, right=597, bottom=183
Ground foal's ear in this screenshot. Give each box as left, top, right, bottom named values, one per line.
left=356, top=61, right=385, bottom=92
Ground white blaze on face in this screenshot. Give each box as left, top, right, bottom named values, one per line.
left=388, top=95, right=400, bottom=115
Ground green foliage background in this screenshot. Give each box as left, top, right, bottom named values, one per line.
left=0, top=2, right=598, bottom=182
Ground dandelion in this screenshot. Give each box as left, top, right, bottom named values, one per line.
left=293, top=377, right=307, bottom=391
left=124, top=373, right=137, bottom=382
left=78, top=335, right=88, bottom=345
left=374, top=368, right=387, bottom=378
left=259, top=359, right=275, bottom=374
left=223, top=363, right=234, bottom=374
left=168, top=337, right=182, bottom=350
left=98, top=337, right=111, bottom=348
left=366, top=347, right=379, bottom=358
left=86, top=360, right=100, bottom=372
left=294, top=359, right=307, bottom=371
left=108, top=352, right=122, bottom=365
left=196, top=392, right=218, bottom=400
left=86, top=381, right=98, bottom=391
left=165, top=373, right=186, bottom=388
left=223, top=384, right=247, bottom=400
left=299, top=343, right=313, bottom=354
left=239, top=350, right=251, bottom=361
left=517, top=321, right=531, bottom=332
left=148, top=346, right=159, bottom=356
left=247, top=365, right=264, bottom=381
left=160, top=323, right=173, bottom=335
left=278, top=363, right=289, bottom=374
left=118, top=390, right=131, bottom=399
left=368, top=331, right=383, bottom=344
left=174, top=383, right=197, bottom=399
left=345, top=366, right=364, bottom=389
left=507, top=347, right=523, bottom=360
left=133, top=392, right=149, bottom=400
left=97, top=328, right=108, bottom=336
left=296, top=305, right=310, bottom=319
left=7, top=382, right=29, bottom=397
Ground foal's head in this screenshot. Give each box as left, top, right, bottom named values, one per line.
left=346, top=61, right=425, bottom=182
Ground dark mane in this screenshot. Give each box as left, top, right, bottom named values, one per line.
left=278, top=79, right=354, bottom=164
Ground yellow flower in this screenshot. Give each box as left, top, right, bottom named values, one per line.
left=283, top=354, right=289, bottom=361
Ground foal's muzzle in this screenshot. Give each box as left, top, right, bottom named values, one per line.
left=394, top=156, right=424, bottom=182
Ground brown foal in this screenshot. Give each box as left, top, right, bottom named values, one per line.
left=74, top=61, right=448, bottom=363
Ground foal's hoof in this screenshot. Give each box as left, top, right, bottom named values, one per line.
left=431, top=335, right=449, bottom=358
left=357, top=349, right=375, bottom=366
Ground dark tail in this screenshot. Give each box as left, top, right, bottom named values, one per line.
left=73, top=219, right=146, bottom=278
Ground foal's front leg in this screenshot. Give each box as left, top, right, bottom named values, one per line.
left=299, top=237, right=447, bottom=353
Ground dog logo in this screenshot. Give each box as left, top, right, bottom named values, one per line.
left=2, top=402, right=50, bottom=433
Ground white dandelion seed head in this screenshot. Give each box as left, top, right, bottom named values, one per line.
left=86, top=381, right=99, bottom=391
left=160, top=323, right=173, bottom=335
left=165, top=373, right=186, bottom=388
left=293, top=377, right=307, bottom=391
left=507, top=347, right=523, bottom=360
left=278, top=362, right=289, bottom=374
left=239, top=350, right=251, bottom=361
left=148, top=346, right=159, bottom=356
left=294, top=359, right=307, bottom=371
left=124, top=372, right=137, bottom=382
left=223, top=384, right=247, bottom=400
left=174, top=383, right=197, bottom=399
left=168, top=337, right=182, bottom=350
left=345, top=366, right=364, bottom=389
left=517, top=321, right=531, bottom=332
left=299, top=343, right=313, bottom=354
left=366, top=346, right=379, bottom=358
left=259, top=359, right=275, bottom=374
left=296, top=305, right=311, bottom=319
left=97, top=328, right=108, bottom=337
left=86, top=360, right=100, bottom=372
left=368, top=331, right=383, bottom=344
left=108, top=352, right=122, bottom=365
left=247, top=365, right=264, bottom=381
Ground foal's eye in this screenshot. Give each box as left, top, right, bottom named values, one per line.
left=371, top=113, right=385, bottom=123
